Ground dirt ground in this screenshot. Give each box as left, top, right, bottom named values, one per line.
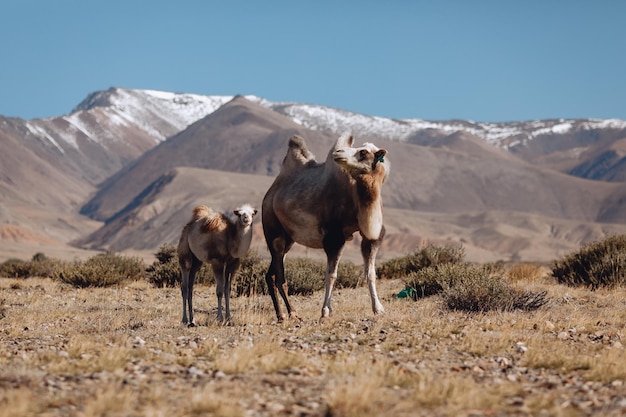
left=1, top=276, right=625, bottom=417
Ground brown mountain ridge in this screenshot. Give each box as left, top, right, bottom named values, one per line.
left=3, top=90, right=626, bottom=263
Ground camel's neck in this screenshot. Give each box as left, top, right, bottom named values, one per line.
left=229, top=222, right=253, bottom=259
left=354, top=175, right=384, bottom=241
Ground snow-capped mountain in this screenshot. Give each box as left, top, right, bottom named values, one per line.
left=3, top=86, right=626, bottom=263
left=71, top=88, right=265, bottom=142
left=22, top=87, right=626, bottom=157
left=275, top=101, right=626, bottom=147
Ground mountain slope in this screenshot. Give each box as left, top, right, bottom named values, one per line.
left=75, top=167, right=273, bottom=252
left=75, top=96, right=626, bottom=262
left=80, top=96, right=337, bottom=222
left=76, top=166, right=626, bottom=263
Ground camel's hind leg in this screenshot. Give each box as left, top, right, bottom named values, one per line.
left=265, top=237, right=297, bottom=322
left=180, top=255, right=202, bottom=326
left=361, top=227, right=386, bottom=315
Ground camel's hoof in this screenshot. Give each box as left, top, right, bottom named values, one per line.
left=319, top=309, right=331, bottom=324
left=373, top=304, right=385, bottom=315
left=187, top=322, right=196, bottom=328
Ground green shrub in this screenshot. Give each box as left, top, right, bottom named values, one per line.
left=552, top=235, right=626, bottom=288
left=0, top=253, right=64, bottom=278
left=377, top=244, right=465, bottom=279
left=53, top=252, right=145, bottom=288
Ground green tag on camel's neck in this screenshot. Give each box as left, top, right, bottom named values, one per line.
left=376, top=154, right=385, bottom=163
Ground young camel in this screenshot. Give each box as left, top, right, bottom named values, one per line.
left=178, top=203, right=257, bottom=325
left=262, top=132, right=390, bottom=321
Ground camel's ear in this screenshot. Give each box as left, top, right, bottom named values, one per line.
left=253, top=209, right=258, bottom=216
left=336, top=132, right=354, bottom=148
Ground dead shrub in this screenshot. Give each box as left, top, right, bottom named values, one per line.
left=377, top=244, right=465, bottom=280
left=232, top=250, right=269, bottom=297
left=53, top=252, right=144, bottom=288
left=402, top=262, right=547, bottom=312
left=552, top=234, right=626, bottom=288
left=146, top=244, right=365, bottom=296
left=442, top=264, right=548, bottom=312
left=145, top=244, right=212, bottom=288
left=0, top=253, right=64, bottom=278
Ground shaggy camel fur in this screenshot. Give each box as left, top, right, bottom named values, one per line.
left=262, top=133, right=389, bottom=321
left=178, top=203, right=257, bottom=325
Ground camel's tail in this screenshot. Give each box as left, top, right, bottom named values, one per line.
left=178, top=205, right=211, bottom=260
left=177, top=220, right=193, bottom=266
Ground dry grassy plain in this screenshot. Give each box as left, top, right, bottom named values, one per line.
left=1, top=274, right=625, bottom=417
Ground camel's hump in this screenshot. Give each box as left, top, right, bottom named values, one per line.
left=288, top=135, right=307, bottom=149
left=192, top=205, right=213, bottom=219
left=281, top=135, right=316, bottom=172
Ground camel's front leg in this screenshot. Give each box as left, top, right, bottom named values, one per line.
left=224, top=259, right=241, bottom=322
left=321, top=254, right=342, bottom=320
left=321, top=233, right=345, bottom=320
left=362, top=232, right=385, bottom=315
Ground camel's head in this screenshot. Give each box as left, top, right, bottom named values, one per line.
left=233, top=204, right=257, bottom=227
left=332, top=141, right=389, bottom=181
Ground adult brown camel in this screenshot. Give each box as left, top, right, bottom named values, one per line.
left=178, top=203, right=257, bottom=325
left=262, top=132, right=389, bottom=321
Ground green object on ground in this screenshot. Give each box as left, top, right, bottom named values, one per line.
left=396, top=287, right=416, bottom=299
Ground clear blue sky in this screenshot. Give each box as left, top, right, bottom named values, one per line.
left=1, top=0, right=625, bottom=122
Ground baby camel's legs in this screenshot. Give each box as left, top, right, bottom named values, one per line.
left=180, top=256, right=202, bottom=326
left=223, top=258, right=241, bottom=322
left=212, top=262, right=226, bottom=322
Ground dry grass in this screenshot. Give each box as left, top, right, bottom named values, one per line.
left=1, top=275, right=626, bottom=417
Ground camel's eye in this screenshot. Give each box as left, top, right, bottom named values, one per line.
left=359, top=150, right=368, bottom=160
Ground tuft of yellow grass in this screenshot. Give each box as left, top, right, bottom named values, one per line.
left=506, top=262, right=549, bottom=284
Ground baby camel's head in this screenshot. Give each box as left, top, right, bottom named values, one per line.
left=233, top=204, right=257, bottom=227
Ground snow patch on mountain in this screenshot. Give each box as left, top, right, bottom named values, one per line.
left=24, top=88, right=264, bottom=151
left=21, top=87, right=626, bottom=154
left=272, top=101, right=626, bottom=149
left=25, top=122, right=66, bottom=153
